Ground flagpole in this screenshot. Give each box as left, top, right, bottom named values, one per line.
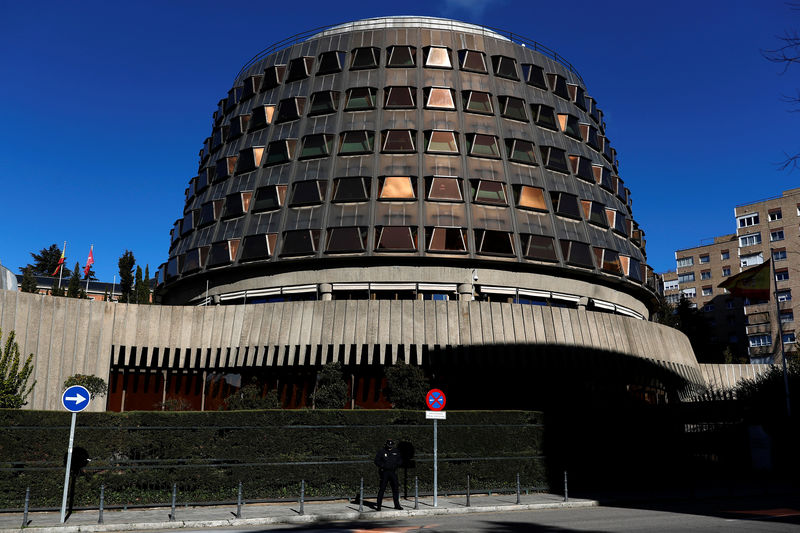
left=57, top=241, right=66, bottom=289
left=770, top=247, right=791, bottom=417
left=85, top=245, right=93, bottom=294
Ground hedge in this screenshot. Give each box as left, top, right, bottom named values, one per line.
left=0, top=410, right=544, bottom=509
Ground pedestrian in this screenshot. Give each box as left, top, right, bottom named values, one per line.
left=374, top=439, right=402, bottom=511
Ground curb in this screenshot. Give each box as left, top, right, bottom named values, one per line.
left=2, top=500, right=598, bottom=533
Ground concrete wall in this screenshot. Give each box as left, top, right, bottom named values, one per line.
left=0, top=289, right=704, bottom=411
left=700, top=363, right=773, bottom=391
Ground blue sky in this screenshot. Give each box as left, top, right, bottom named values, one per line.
left=1, top=0, right=798, bottom=281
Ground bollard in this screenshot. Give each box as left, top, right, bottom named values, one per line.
left=563, top=470, right=568, bottom=502
left=414, top=476, right=419, bottom=510
left=22, top=487, right=30, bottom=528
left=169, top=484, right=177, bottom=521
left=299, top=480, right=305, bottom=515
left=98, top=484, right=105, bottom=524
left=466, top=475, right=471, bottom=507
left=235, top=481, right=242, bottom=519
left=358, top=478, right=364, bottom=513
left=516, top=473, right=521, bottom=505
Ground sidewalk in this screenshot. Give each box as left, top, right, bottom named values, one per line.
left=0, top=493, right=597, bottom=532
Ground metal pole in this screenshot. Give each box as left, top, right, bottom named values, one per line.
left=22, top=487, right=29, bottom=528
left=98, top=484, right=104, bottom=524
left=235, top=481, right=242, bottom=518
left=564, top=471, right=568, bottom=502
left=60, top=412, right=77, bottom=523
left=414, top=476, right=418, bottom=510
left=433, top=418, right=438, bottom=507
left=299, top=480, right=305, bottom=515
left=466, top=475, right=470, bottom=507
left=770, top=250, right=792, bottom=417
left=358, top=477, right=364, bottom=513
left=169, top=484, right=176, bottom=521
left=516, top=473, right=520, bottom=504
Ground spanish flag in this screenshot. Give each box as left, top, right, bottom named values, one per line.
left=52, top=242, right=66, bottom=276
left=718, top=260, right=771, bottom=300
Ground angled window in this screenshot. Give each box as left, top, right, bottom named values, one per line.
left=332, top=177, right=370, bottom=202
left=350, top=47, right=380, bottom=70
left=592, top=165, right=615, bottom=191
left=181, top=210, right=195, bottom=236
left=285, top=56, right=314, bottom=83
left=581, top=200, right=608, bottom=227
left=264, top=139, right=297, bottom=166
left=472, top=180, right=507, bottom=205
left=466, top=134, right=500, bottom=158
left=207, top=239, right=240, bottom=266
left=379, top=176, right=416, bottom=200
left=215, top=156, right=238, bottom=181
left=567, top=84, right=587, bottom=110
left=240, top=234, right=278, bottom=261
left=580, top=123, right=600, bottom=150
left=569, top=155, right=594, bottom=183
left=317, top=51, right=346, bottom=75
left=505, top=139, right=537, bottom=165
left=531, top=104, right=557, bottom=130
left=462, top=90, right=493, bottom=114
left=425, top=130, right=459, bottom=154
left=381, top=129, right=416, bottom=153
left=492, top=55, right=518, bottom=80
left=523, top=235, right=557, bottom=261
left=387, top=45, right=416, bottom=67
left=624, top=256, right=643, bottom=282
left=338, top=130, right=374, bottom=155
left=498, top=95, right=528, bottom=121
left=228, top=114, right=251, bottom=138
left=196, top=168, right=212, bottom=191
left=236, top=146, right=265, bottom=174
left=458, top=49, right=487, bottom=73
left=557, top=114, right=582, bottom=139
left=326, top=227, right=367, bottom=253
left=426, top=176, right=462, bottom=201
left=560, top=240, right=594, bottom=268
left=376, top=226, right=417, bottom=251
left=299, top=133, right=334, bottom=159
left=607, top=209, right=627, bottom=235
left=249, top=105, right=276, bottom=131
left=550, top=191, right=581, bottom=219
left=308, top=91, right=340, bottom=116
left=384, top=86, right=416, bottom=109
left=423, top=46, right=452, bottom=68
left=252, top=185, right=287, bottom=212
left=241, top=75, right=263, bottom=101
left=521, top=64, right=547, bottom=89
left=181, top=247, right=209, bottom=274
left=290, top=180, right=326, bottom=206
left=223, top=191, right=252, bottom=219
left=281, top=229, right=320, bottom=256
left=476, top=229, right=515, bottom=255
left=513, top=186, right=546, bottom=211
left=540, top=146, right=569, bottom=173
left=198, top=200, right=223, bottom=227
left=600, top=135, right=614, bottom=161
left=261, top=65, right=286, bottom=91
left=547, top=73, right=570, bottom=99
left=592, top=248, right=622, bottom=274
left=424, top=87, right=455, bottom=110
left=211, top=125, right=227, bottom=150
left=427, top=227, right=467, bottom=252
left=171, top=220, right=182, bottom=245
left=275, top=97, right=306, bottom=124
left=345, top=87, right=377, bottom=110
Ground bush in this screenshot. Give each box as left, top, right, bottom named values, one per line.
left=63, top=374, right=108, bottom=399
left=0, top=329, right=36, bottom=408
left=384, top=363, right=429, bottom=409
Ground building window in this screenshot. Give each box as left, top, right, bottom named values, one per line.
left=701, top=270, right=712, bottom=280
left=770, top=229, right=785, bottom=241
left=523, top=234, right=558, bottom=262
left=425, top=130, right=459, bottom=154
left=737, top=213, right=759, bottom=228
left=560, top=240, right=594, bottom=268
left=240, top=234, right=278, bottom=261
left=426, top=176, right=462, bottom=202
left=198, top=200, right=223, bottom=226
left=207, top=239, right=240, bottom=266
left=547, top=73, right=570, bottom=99
left=462, top=90, right=493, bottom=114
left=739, top=232, right=761, bottom=247
left=275, top=97, right=306, bottom=124
left=228, top=114, right=251, bottom=139
left=740, top=252, right=763, bottom=267
left=780, top=310, right=794, bottom=323
left=505, top=139, right=537, bottom=165
left=702, top=286, right=713, bottom=296
left=557, top=114, right=582, bottom=139
left=376, top=226, right=417, bottom=251
left=606, top=209, right=627, bottom=235
left=308, top=91, right=340, bottom=116
left=222, top=191, right=252, bottom=219
left=550, top=191, right=581, bottom=219
left=427, top=227, right=467, bottom=252
left=749, top=334, right=771, bottom=347
left=378, top=176, right=416, bottom=200
left=285, top=56, right=314, bottom=83
left=567, top=84, right=587, bottom=110
left=776, top=269, right=790, bottom=281
left=252, top=185, right=287, bottom=212
left=386, top=46, right=416, bottom=67
left=261, top=65, right=286, bottom=91
left=682, top=288, right=696, bottom=298
left=264, top=139, right=297, bottom=166
left=777, top=289, right=792, bottom=302
left=592, top=165, right=615, bottom=191
left=289, top=180, right=326, bottom=206
left=569, top=155, right=594, bottom=182
left=593, top=247, right=622, bottom=275
left=317, top=51, right=346, bottom=75
left=773, top=249, right=787, bottom=261
left=472, top=180, right=507, bottom=205
left=458, top=49, right=487, bottom=73
left=539, top=146, right=569, bottom=173
left=381, top=130, right=416, bottom=153
left=699, top=255, right=710, bottom=263
left=299, top=134, right=334, bottom=159
left=384, top=86, right=416, bottom=109
left=768, top=209, right=782, bottom=221
left=515, top=186, right=547, bottom=211
left=424, top=87, right=456, bottom=110
left=703, top=303, right=715, bottom=312
left=345, top=87, right=377, bottom=111
left=580, top=123, right=600, bottom=150
left=338, top=131, right=374, bottom=155
left=582, top=200, right=608, bottom=228
left=249, top=105, right=276, bottom=131
left=720, top=250, right=730, bottom=260
left=784, top=333, right=797, bottom=344
left=520, top=63, right=547, bottom=88
left=423, top=46, right=452, bottom=68
left=215, top=156, right=237, bottom=180
left=663, top=280, right=679, bottom=291
left=332, top=177, right=370, bottom=203
left=236, top=146, right=264, bottom=174
left=466, top=134, right=500, bottom=158
left=350, top=47, right=380, bottom=70
left=281, top=229, right=321, bottom=256
left=473, top=229, right=514, bottom=256
left=498, top=96, right=528, bottom=121
left=531, top=104, right=557, bottom=130
left=722, top=266, right=731, bottom=276
left=678, top=272, right=695, bottom=283
left=491, top=55, right=518, bottom=80
left=326, top=227, right=367, bottom=253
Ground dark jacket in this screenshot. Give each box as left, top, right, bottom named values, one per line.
left=374, top=446, right=402, bottom=471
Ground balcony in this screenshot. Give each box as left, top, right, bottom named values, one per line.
left=746, top=323, right=771, bottom=335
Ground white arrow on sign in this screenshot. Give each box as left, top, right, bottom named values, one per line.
left=64, top=393, right=87, bottom=404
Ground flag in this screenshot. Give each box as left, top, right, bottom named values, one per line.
left=83, top=246, right=94, bottom=278
left=718, top=259, right=771, bottom=300
left=52, top=242, right=66, bottom=276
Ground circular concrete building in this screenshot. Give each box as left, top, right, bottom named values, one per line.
left=158, top=16, right=654, bottom=319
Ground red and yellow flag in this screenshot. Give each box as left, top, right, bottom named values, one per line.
left=52, top=242, right=66, bottom=276
left=718, top=260, right=771, bottom=300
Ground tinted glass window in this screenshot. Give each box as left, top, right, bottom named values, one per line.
left=532, top=104, right=557, bottom=130
left=425, top=87, right=455, bottom=109
left=499, top=96, right=528, bottom=121
left=427, top=177, right=462, bottom=201
left=379, top=177, right=415, bottom=199
left=275, top=97, right=305, bottom=123
left=252, top=185, right=286, bottom=212
left=285, top=56, right=313, bottom=82
left=339, top=131, right=374, bottom=154
left=290, top=181, right=324, bottom=206
left=326, top=227, right=366, bottom=253
left=345, top=87, right=377, bottom=110
left=516, top=186, right=547, bottom=210
left=428, top=227, right=466, bottom=252
left=300, top=134, right=333, bottom=159
left=384, top=87, right=416, bottom=108
left=463, top=91, right=493, bottom=114
left=558, top=114, right=581, bottom=139
left=524, top=235, right=557, bottom=261
left=458, top=50, right=487, bottom=73
left=387, top=46, right=416, bottom=67
left=376, top=226, right=416, bottom=250
left=382, top=130, right=416, bottom=152
left=281, top=230, right=319, bottom=255
left=424, top=46, right=452, bottom=68
left=350, top=47, right=379, bottom=70
left=317, top=51, right=345, bottom=74
left=541, top=146, right=569, bottom=173
left=492, top=55, right=518, bottom=80
left=506, top=139, right=537, bottom=165
left=521, top=64, right=547, bottom=89
left=467, top=134, right=500, bottom=158
left=551, top=192, right=580, bottom=218
left=426, top=131, right=459, bottom=153
left=308, top=91, right=339, bottom=116
left=240, top=234, right=276, bottom=261
left=476, top=230, right=514, bottom=255
left=333, top=177, right=369, bottom=202
left=473, top=181, right=506, bottom=205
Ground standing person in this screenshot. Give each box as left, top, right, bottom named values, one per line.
left=374, top=439, right=403, bottom=511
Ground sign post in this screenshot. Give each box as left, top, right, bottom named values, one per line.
left=425, top=389, right=446, bottom=507
left=60, top=385, right=90, bottom=523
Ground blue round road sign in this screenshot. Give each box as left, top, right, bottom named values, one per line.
left=426, top=389, right=446, bottom=411
left=62, top=385, right=91, bottom=413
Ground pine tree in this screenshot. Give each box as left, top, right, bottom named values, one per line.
left=103, top=288, right=109, bottom=302
left=66, top=262, right=82, bottom=298
left=142, top=265, right=151, bottom=304
left=20, top=268, right=38, bottom=294
left=50, top=281, right=65, bottom=297
left=134, top=266, right=145, bottom=304
left=26, top=244, right=70, bottom=278
left=118, top=251, right=135, bottom=303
